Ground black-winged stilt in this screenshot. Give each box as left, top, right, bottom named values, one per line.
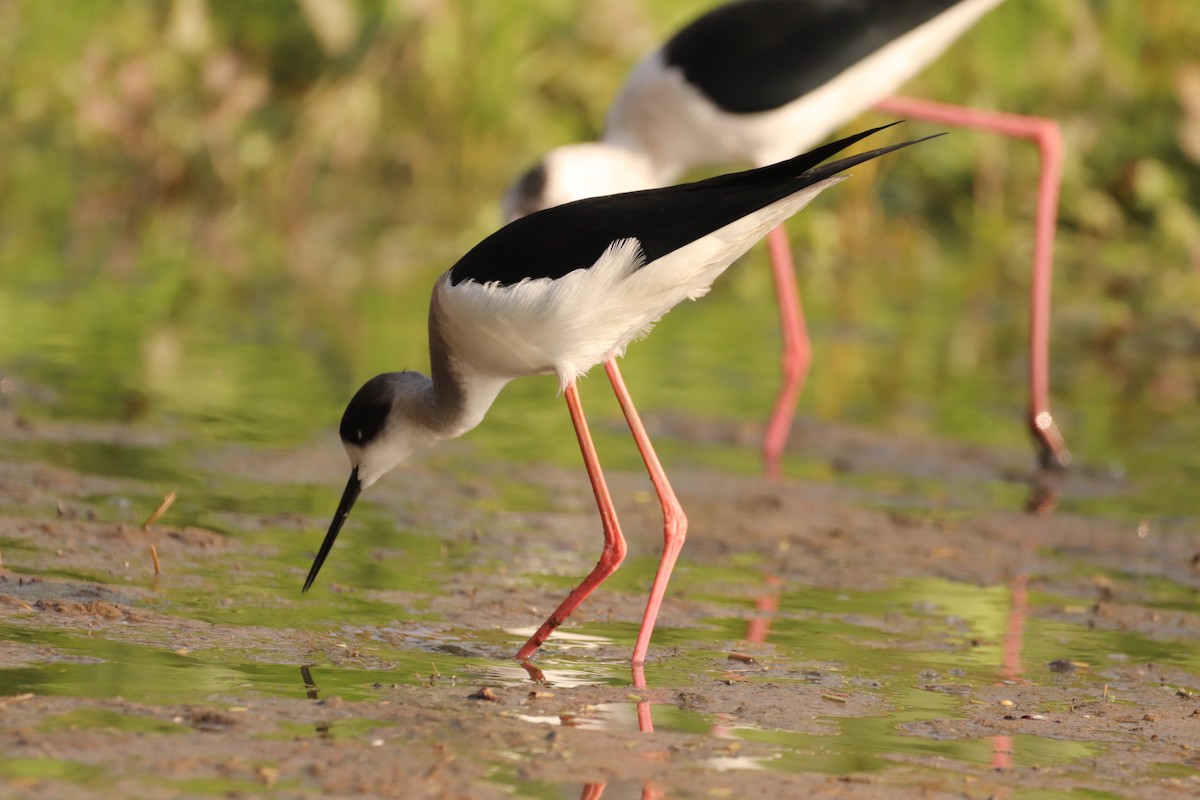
left=505, top=0, right=1069, bottom=476
left=304, top=124, right=935, bottom=664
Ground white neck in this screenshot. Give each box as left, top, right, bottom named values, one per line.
left=427, top=292, right=511, bottom=439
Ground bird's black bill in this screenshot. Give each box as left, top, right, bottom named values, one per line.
left=302, top=468, right=363, bottom=592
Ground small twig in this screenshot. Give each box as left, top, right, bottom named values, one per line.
left=149, top=545, right=161, bottom=576
left=142, top=491, right=177, bottom=531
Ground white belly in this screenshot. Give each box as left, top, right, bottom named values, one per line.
left=436, top=176, right=843, bottom=389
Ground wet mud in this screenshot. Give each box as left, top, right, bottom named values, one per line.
left=2, top=409, right=1199, bottom=798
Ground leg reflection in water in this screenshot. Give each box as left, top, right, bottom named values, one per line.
left=990, top=569, right=1030, bottom=770
left=575, top=664, right=663, bottom=800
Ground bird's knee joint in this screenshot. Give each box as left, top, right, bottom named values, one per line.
left=665, top=512, right=688, bottom=542
left=781, top=347, right=811, bottom=374
left=605, top=540, right=629, bottom=566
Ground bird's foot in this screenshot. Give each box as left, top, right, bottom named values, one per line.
left=516, top=658, right=547, bottom=684
left=1025, top=411, right=1070, bottom=514
left=1030, top=411, right=1072, bottom=471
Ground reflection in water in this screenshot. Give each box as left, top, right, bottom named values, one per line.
left=1000, top=572, right=1030, bottom=685
left=574, top=663, right=662, bottom=800
left=1025, top=465, right=1064, bottom=515
left=555, top=567, right=1038, bottom=800
left=710, top=572, right=783, bottom=742
left=702, top=569, right=1041, bottom=778
left=0, top=550, right=1128, bottom=797
left=743, top=574, right=784, bottom=645
left=297, top=666, right=335, bottom=739
left=300, top=664, right=320, bottom=700
left=989, top=567, right=1031, bottom=771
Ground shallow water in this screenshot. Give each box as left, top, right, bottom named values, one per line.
left=4, top=213, right=1199, bottom=521
left=4, top=468, right=1198, bottom=798
left=4, top=299, right=1199, bottom=796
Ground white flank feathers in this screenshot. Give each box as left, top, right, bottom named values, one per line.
left=440, top=175, right=845, bottom=391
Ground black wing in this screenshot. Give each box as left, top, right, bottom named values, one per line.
left=449, top=123, right=933, bottom=287
left=663, top=0, right=963, bottom=114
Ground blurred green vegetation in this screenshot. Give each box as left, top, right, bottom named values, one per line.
left=1, top=0, right=1198, bottom=516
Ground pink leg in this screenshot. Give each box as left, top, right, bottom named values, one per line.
left=604, top=360, right=688, bottom=665
left=631, top=662, right=652, bottom=727
left=515, top=382, right=628, bottom=661
left=761, top=225, right=812, bottom=478
left=875, top=96, right=1071, bottom=469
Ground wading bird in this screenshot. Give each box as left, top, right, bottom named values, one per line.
left=304, top=125, right=934, bottom=664
left=505, top=0, right=1069, bottom=476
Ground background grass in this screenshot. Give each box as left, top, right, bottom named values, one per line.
left=1, top=0, right=1197, bottom=515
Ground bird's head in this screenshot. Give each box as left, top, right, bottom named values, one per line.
left=303, top=372, right=436, bottom=592
left=502, top=143, right=659, bottom=222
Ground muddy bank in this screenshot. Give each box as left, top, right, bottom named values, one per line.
left=2, top=413, right=1199, bottom=798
